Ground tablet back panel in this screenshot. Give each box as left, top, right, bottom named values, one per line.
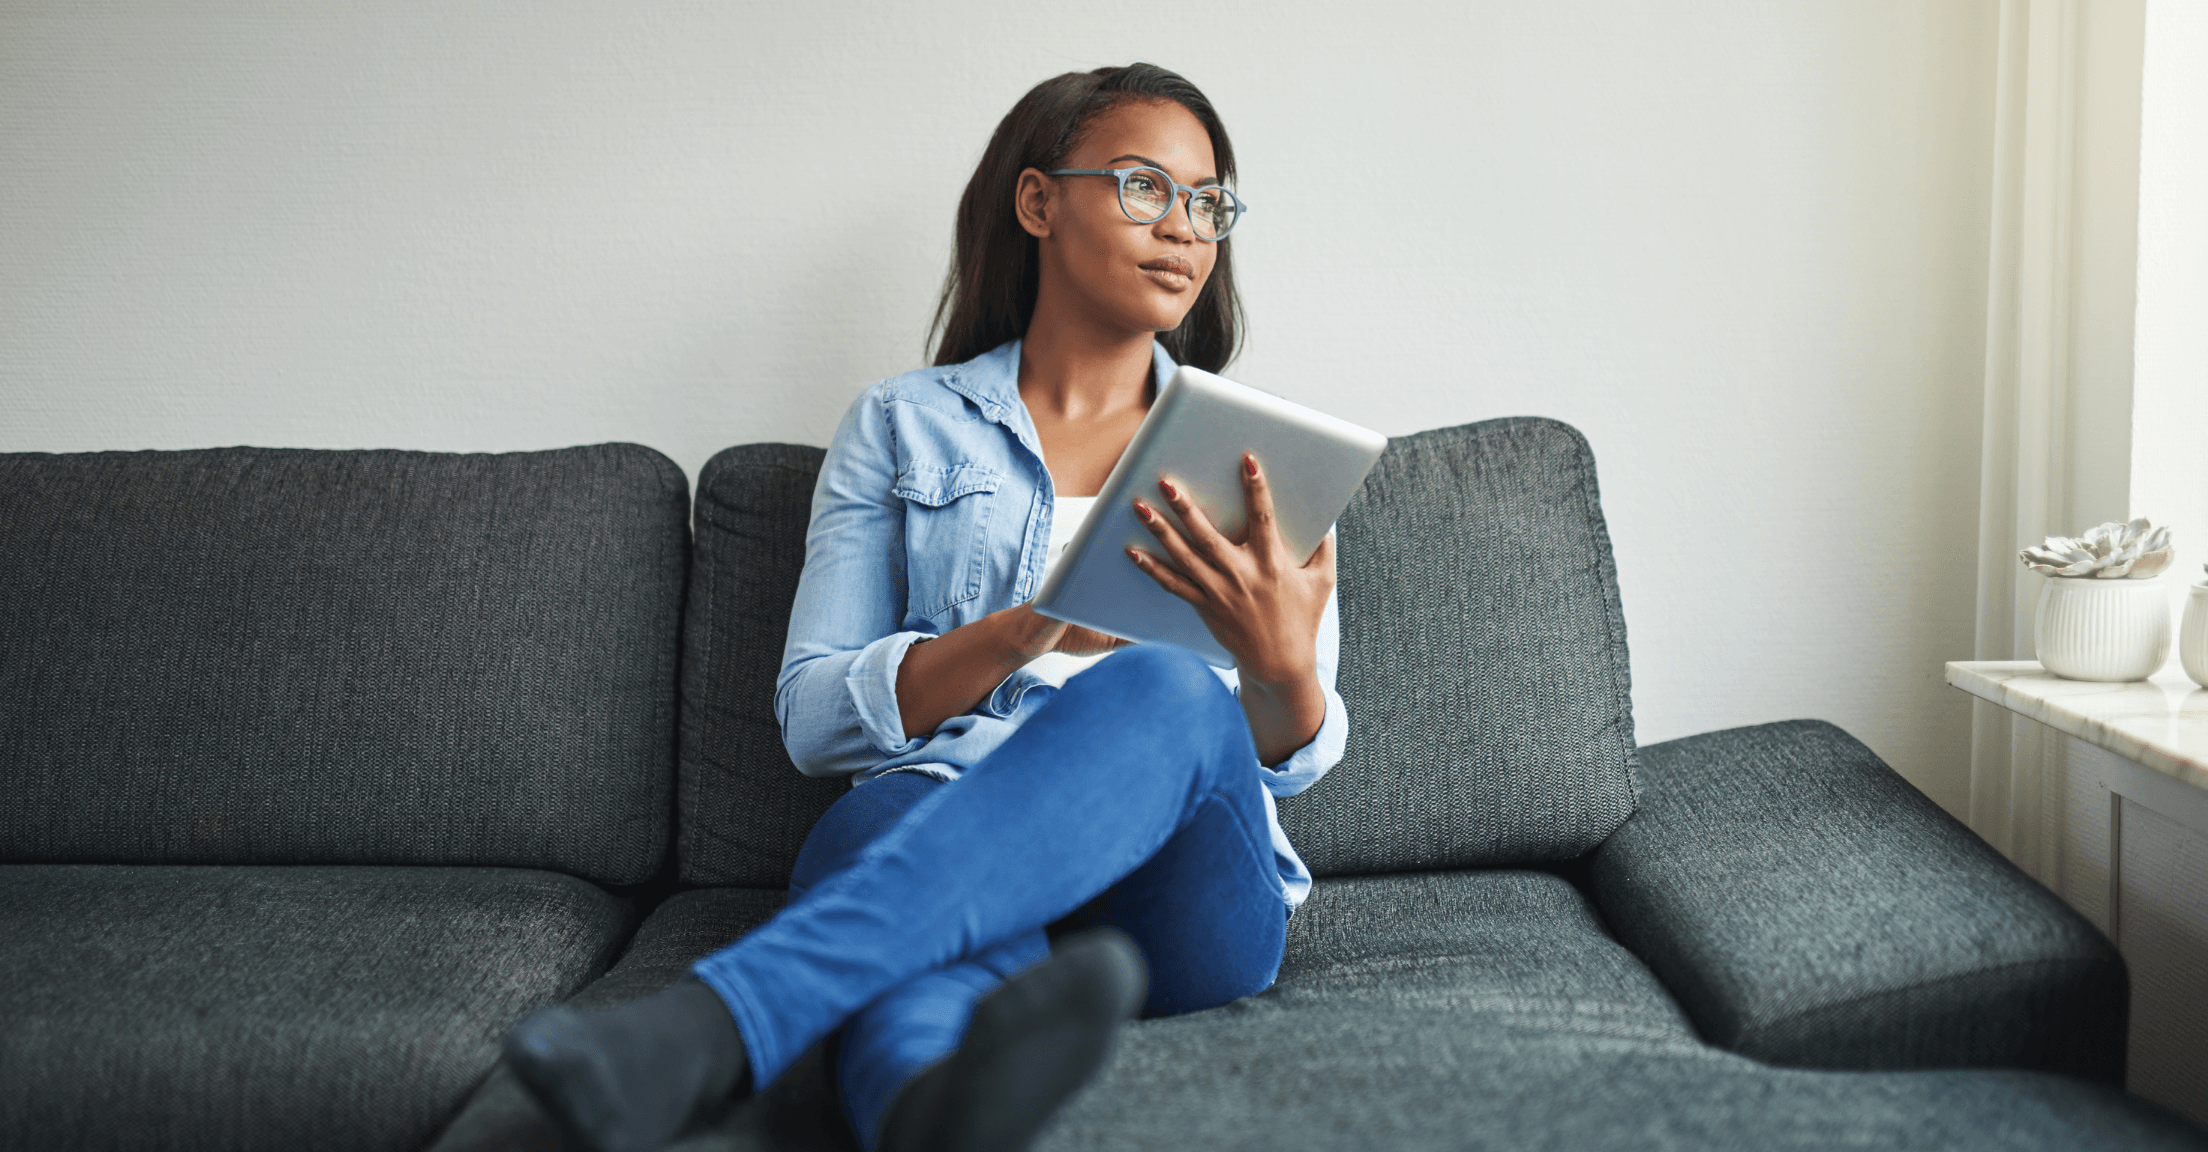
left=1034, top=366, right=1386, bottom=666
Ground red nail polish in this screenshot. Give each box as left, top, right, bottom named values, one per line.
left=1245, top=454, right=1259, bottom=478
left=1160, top=479, right=1180, bottom=500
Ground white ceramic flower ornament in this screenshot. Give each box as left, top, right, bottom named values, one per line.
left=2019, top=518, right=2174, bottom=579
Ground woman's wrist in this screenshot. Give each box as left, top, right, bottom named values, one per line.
left=1236, top=655, right=1320, bottom=699
left=1238, top=665, right=1326, bottom=767
left=1241, top=668, right=1322, bottom=712
left=996, top=604, right=1067, bottom=662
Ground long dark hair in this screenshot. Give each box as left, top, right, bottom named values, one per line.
left=929, top=63, right=1243, bottom=372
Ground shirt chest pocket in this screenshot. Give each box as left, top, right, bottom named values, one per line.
left=893, top=462, right=1003, bottom=621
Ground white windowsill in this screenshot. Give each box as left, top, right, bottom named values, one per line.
left=1947, top=660, right=2208, bottom=795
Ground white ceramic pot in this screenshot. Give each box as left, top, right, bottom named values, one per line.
left=2035, top=575, right=2171, bottom=682
left=2182, top=582, right=2208, bottom=689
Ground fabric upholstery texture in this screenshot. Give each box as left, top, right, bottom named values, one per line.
left=679, top=444, right=850, bottom=887
left=1040, top=1002, right=2199, bottom=1152
left=1274, top=869, right=1693, bottom=1044
left=0, top=446, right=687, bottom=883
left=571, top=887, right=791, bottom=1011
left=0, top=863, right=630, bottom=1152
left=1589, top=720, right=2128, bottom=1083
left=1279, top=417, right=1638, bottom=877
left=427, top=887, right=815, bottom=1152
left=1033, top=870, right=2196, bottom=1152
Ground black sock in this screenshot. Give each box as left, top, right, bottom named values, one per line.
left=504, top=976, right=749, bottom=1152
left=877, top=927, right=1148, bottom=1152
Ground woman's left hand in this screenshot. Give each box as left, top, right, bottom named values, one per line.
left=1126, top=453, right=1334, bottom=693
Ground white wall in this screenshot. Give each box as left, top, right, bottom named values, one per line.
left=0, top=1, right=2001, bottom=814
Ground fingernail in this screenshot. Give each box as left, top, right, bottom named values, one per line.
left=1160, top=479, right=1180, bottom=499
left=1125, top=547, right=1143, bottom=563
left=1133, top=501, right=1153, bottom=521
left=1245, top=454, right=1259, bottom=478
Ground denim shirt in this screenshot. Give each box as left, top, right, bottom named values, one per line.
left=774, top=339, right=1348, bottom=908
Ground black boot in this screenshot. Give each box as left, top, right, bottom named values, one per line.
left=504, top=976, right=750, bottom=1152
left=878, top=927, right=1149, bottom=1152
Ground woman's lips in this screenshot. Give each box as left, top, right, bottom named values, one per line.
left=1139, top=256, right=1196, bottom=288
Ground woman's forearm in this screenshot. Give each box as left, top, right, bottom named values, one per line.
left=1238, top=667, right=1326, bottom=768
left=895, top=607, right=1063, bottom=740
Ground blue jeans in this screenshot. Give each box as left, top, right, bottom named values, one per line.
left=690, top=646, right=1289, bottom=1150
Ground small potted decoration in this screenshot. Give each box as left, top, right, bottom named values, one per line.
left=2020, top=519, right=2174, bottom=682
left=2183, top=565, right=2208, bottom=689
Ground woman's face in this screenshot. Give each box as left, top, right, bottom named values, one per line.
left=1019, top=99, right=1222, bottom=338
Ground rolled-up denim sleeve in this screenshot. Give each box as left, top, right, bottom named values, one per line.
left=775, top=389, right=932, bottom=777
left=1248, top=580, right=1346, bottom=798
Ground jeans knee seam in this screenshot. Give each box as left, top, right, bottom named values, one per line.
left=1203, top=781, right=1281, bottom=880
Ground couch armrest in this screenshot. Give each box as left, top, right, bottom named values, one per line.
left=1587, top=720, right=2125, bottom=1084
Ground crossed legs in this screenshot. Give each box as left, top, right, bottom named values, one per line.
left=507, top=645, right=1287, bottom=1152
left=800, top=758, right=1286, bottom=1146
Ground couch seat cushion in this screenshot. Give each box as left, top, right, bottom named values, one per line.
left=425, top=887, right=795, bottom=1152
left=0, top=864, right=630, bottom=1152
left=1044, top=1006, right=2203, bottom=1152
left=1040, top=870, right=2204, bottom=1151
left=1277, top=868, right=1696, bottom=1042
left=420, top=873, right=2207, bottom=1152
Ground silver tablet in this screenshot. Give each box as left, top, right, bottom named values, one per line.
left=1033, top=365, right=1388, bottom=668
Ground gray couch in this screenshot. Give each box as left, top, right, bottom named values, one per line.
left=1, top=420, right=2199, bottom=1151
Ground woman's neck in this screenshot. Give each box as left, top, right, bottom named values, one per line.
left=1015, top=306, right=1155, bottom=421
left=1016, top=296, right=1160, bottom=497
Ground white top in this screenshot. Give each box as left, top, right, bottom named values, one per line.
left=1026, top=497, right=1111, bottom=687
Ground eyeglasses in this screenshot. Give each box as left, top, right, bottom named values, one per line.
left=1045, top=166, right=1247, bottom=241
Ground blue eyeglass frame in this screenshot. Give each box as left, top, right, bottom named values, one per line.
left=1045, top=166, right=1248, bottom=240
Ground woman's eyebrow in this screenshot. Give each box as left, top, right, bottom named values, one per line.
left=1106, top=154, right=1220, bottom=187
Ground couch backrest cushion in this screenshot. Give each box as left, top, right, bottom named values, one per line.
left=1277, top=418, right=1638, bottom=875
left=0, top=445, right=686, bottom=883
left=677, top=444, right=845, bottom=887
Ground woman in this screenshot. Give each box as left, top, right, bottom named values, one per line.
left=505, top=62, right=1345, bottom=1152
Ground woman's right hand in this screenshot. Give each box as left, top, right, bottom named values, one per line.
left=894, top=604, right=1078, bottom=739
left=895, top=604, right=1133, bottom=740
left=999, top=603, right=1127, bottom=659
left=1001, top=602, right=1069, bottom=660
left=1052, top=621, right=1130, bottom=657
